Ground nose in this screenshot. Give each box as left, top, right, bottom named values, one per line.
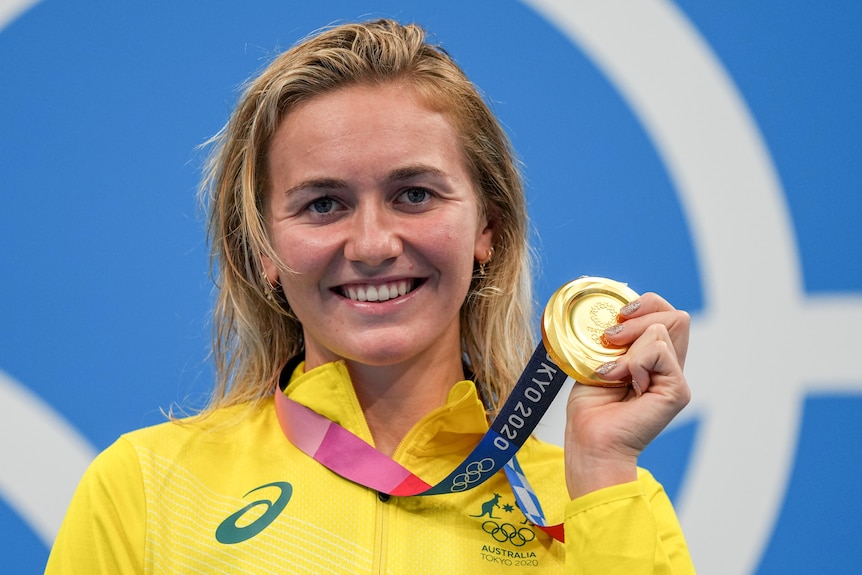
left=343, top=204, right=403, bottom=267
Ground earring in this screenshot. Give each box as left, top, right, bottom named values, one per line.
left=478, top=246, right=495, bottom=276
left=260, top=271, right=299, bottom=321
left=261, top=271, right=277, bottom=302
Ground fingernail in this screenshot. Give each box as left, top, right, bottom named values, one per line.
left=631, top=378, right=643, bottom=398
left=595, top=361, right=617, bottom=376
left=620, top=299, right=641, bottom=317
left=604, top=324, right=624, bottom=337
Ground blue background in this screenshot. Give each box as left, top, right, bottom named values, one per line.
left=1, top=1, right=860, bottom=572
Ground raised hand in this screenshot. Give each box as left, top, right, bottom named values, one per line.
left=563, top=293, right=691, bottom=499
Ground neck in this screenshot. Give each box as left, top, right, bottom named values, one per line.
left=347, top=359, right=464, bottom=457
left=303, top=332, right=467, bottom=457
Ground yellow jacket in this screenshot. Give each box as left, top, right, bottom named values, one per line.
left=46, top=360, right=695, bottom=574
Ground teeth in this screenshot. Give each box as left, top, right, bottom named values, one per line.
left=343, top=280, right=412, bottom=302
left=366, top=286, right=379, bottom=301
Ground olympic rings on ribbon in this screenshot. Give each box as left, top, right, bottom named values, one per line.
left=482, top=520, right=536, bottom=547
left=451, top=458, right=496, bottom=492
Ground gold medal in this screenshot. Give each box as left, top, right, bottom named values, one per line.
left=541, top=277, right=640, bottom=386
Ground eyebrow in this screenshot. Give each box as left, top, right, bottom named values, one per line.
left=386, top=165, right=445, bottom=183
left=282, top=177, right=346, bottom=197
left=282, top=165, right=446, bottom=196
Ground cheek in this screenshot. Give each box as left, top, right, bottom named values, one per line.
left=272, top=230, right=333, bottom=273
left=423, top=221, right=480, bottom=276
left=269, top=230, right=340, bottom=311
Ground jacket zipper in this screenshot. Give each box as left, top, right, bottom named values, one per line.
left=372, top=490, right=390, bottom=575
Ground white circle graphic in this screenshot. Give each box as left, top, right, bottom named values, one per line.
left=0, top=0, right=38, bottom=27
left=525, top=0, right=862, bottom=573
left=0, top=0, right=88, bottom=550
left=0, top=370, right=96, bottom=545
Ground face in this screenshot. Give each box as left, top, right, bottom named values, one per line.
left=262, top=83, right=494, bottom=371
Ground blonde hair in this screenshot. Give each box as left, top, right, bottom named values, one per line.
left=201, top=19, right=535, bottom=415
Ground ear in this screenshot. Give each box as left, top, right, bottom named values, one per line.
left=261, top=253, right=279, bottom=287
left=473, top=214, right=496, bottom=263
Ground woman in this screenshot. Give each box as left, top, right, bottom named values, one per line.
left=47, top=19, right=695, bottom=573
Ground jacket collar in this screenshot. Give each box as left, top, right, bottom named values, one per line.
left=279, top=358, right=490, bottom=461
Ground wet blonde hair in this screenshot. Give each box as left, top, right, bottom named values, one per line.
left=201, top=19, right=534, bottom=415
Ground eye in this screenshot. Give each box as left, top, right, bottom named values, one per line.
left=308, top=196, right=338, bottom=214
left=398, top=187, right=432, bottom=205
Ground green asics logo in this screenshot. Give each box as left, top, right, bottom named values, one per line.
left=216, top=481, right=293, bottom=544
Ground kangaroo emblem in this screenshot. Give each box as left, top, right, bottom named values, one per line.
left=470, top=493, right=502, bottom=519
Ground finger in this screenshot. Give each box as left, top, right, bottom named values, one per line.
left=603, top=310, right=689, bottom=343
left=603, top=307, right=690, bottom=368
left=567, top=378, right=632, bottom=407
left=596, top=324, right=681, bottom=394
left=626, top=328, right=689, bottom=404
left=617, top=292, right=675, bottom=320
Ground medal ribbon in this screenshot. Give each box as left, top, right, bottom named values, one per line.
left=274, top=342, right=569, bottom=541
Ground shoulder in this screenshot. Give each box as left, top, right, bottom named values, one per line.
left=79, top=402, right=268, bottom=482
left=118, top=400, right=279, bottom=462
left=72, top=401, right=282, bottom=518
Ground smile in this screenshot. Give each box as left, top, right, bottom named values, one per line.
left=340, top=280, right=417, bottom=302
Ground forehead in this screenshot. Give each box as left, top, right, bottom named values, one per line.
left=267, top=82, right=469, bottom=181
left=280, top=82, right=453, bottom=134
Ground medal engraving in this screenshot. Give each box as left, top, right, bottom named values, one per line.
left=542, top=277, right=639, bottom=386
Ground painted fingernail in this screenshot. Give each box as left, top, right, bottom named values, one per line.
left=631, top=378, right=643, bottom=398
left=595, top=361, right=618, bottom=376
left=620, top=299, right=641, bottom=317
left=604, top=324, right=624, bottom=337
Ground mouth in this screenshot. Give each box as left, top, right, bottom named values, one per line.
left=338, top=279, right=420, bottom=302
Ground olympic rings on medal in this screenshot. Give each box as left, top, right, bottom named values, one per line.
left=451, top=458, right=496, bottom=492
left=482, top=520, right=536, bottom=547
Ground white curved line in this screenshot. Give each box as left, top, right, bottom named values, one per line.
left=0, top=371, right=97, bottom=545
left=0, top=0, right=41, bottom=31
left=523, top=0, right=799, bottom=303
left=0, top=0, right=91, bottom=552
left=796, top=299, right=862, bottom=381
left=520, top=1, right=852, bottom=574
